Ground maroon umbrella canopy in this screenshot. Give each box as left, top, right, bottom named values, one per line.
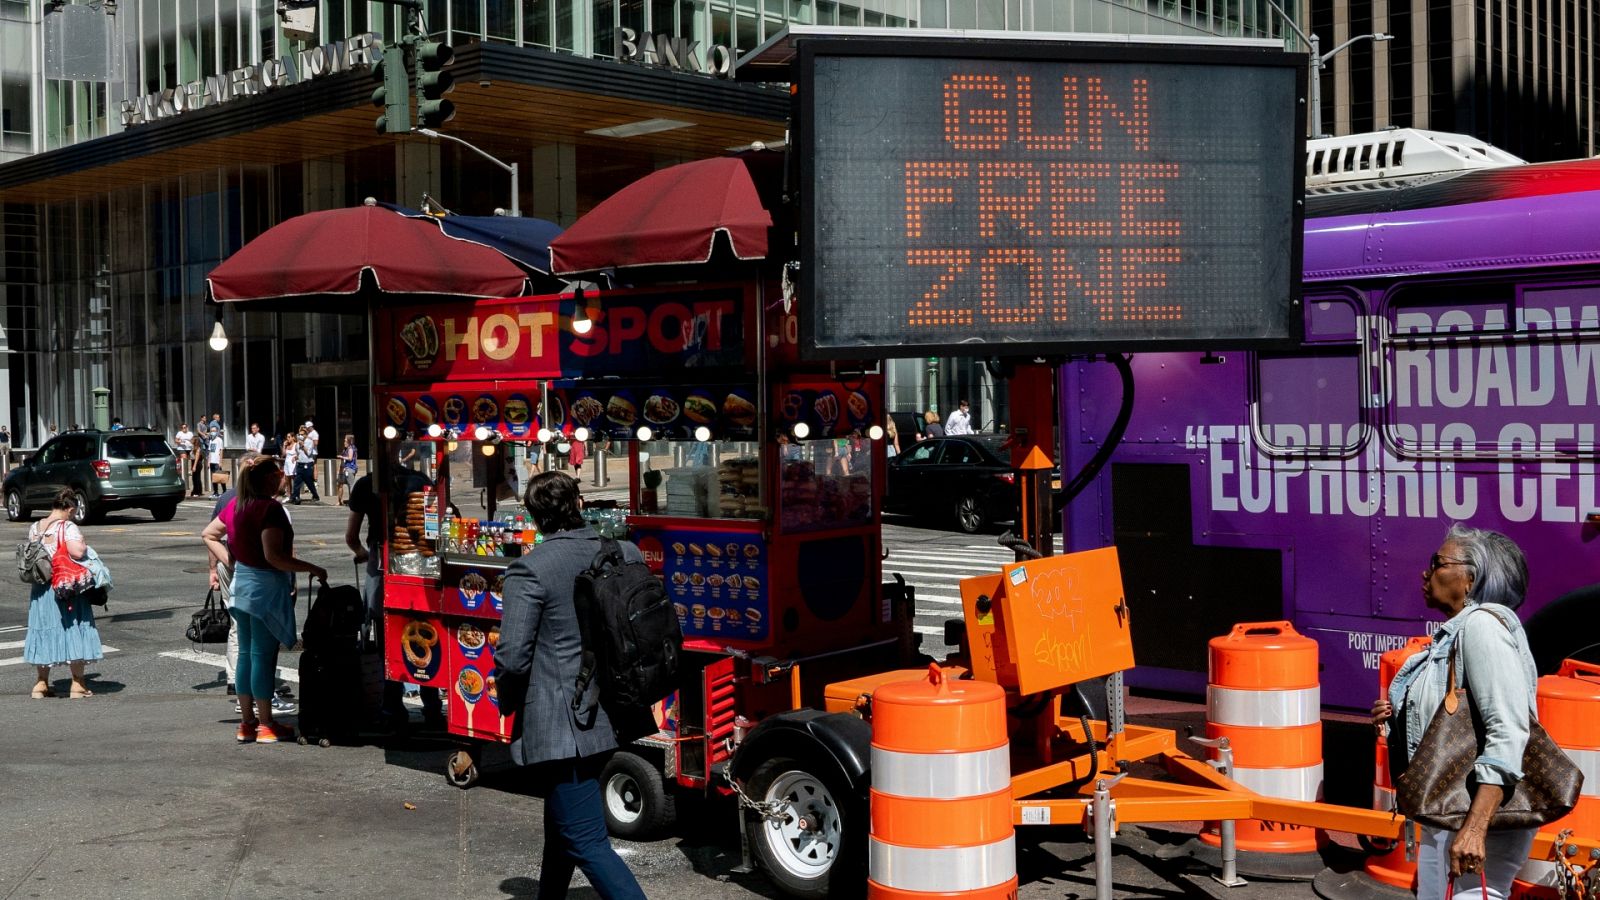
left=207, top=205, right=531, bottom=303
left=549, top=157, right=772, bottom=275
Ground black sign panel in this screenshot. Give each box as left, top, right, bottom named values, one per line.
left=798, top=39, right=1305, bottom=358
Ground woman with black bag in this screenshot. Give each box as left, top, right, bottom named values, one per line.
left=1371, top=524, right=1544, bottom=899
left=23, top=488, right=103, bottom=699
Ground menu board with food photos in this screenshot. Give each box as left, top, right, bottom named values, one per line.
left=447, top=617, right=513, bottom=741
left=775, top=383, right=878, bottom=438
left=554, top=384, right=758, bottom=440
left=445, top=565, right=507, bottom=618
left=632, top=526, right=769, bottom=642
left=381, top=389, right=544, bottom=438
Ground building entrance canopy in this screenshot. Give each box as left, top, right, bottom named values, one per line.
left=206, top=204, right=532, bottom=305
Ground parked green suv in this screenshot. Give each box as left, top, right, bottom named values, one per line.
left=4, top=430, right=185, bottom=524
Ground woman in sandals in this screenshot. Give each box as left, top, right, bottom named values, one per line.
left=202, top=457, right=326, bottom=742
left=24, top=488, right=103, bottom=699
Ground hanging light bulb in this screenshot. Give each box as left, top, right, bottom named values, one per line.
left=426, top=423, right=444, bottom=438
left=694, top=426, right=712, bottom=442
left=536, top=427, right=553, bottom=443
left=474, top=425, right=492, bottom=441
left=207, top=316, right=229, bottom=351
left=792, top=421, right=810, bottom=440
left=571, top=286, right=594, bottom=334
left=573, top=426, right=590, bottom=442
left=636, top=425, right=653, bottom=442
left=867, top=424, right=885, bottom=441
left=382, top=425, right=399, bottom=440
left=481, top=442, right=497, bottom=456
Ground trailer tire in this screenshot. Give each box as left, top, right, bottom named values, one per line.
left=601, top=750, right=675, bottom=840
left=744, top=754, right=866, bottom=900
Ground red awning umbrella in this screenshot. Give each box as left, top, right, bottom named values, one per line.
left=549, top=157, right=773, bottom=275
left=207, top=205, right=531, bottom=304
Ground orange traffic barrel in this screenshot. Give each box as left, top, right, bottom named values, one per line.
left=1514, top=659, right=1600, bottom=898
left=1365, top=637, right=1431, bottom=891
left=867, top=663, right=1015, bottom=900
left=1202, top=621, right=1322, bottom=857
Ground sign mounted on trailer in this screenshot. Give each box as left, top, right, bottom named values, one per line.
left=795, top=37, right=1306, bottom=358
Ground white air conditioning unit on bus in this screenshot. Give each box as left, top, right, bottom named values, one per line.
left=1305, top=128, right=1524, bottom=191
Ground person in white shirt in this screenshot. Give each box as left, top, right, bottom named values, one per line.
left=944, top=399, right=974, bottom=436
left=207, top=429, right=225, bottom=497
left=174, top=425, right=195, bottom=491
left=244, top=423, right=266, bottom=453
left=291, top=432, right=320, bottom=504
left=303, top=420, right=319, bottom=458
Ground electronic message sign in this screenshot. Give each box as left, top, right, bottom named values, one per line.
left=798, top=39, right=1305, bottom=358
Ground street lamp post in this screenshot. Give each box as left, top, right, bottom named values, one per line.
left=413, top=127, right=520, bottom=217
left=1265, top=0, right=1392, bottom=138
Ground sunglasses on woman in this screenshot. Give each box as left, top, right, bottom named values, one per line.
left=1428, top=553, right=1471, bottom=573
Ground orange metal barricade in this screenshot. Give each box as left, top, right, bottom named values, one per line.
left=1202, top=621, right=1323, bottom=855
left=1365, top=637, right=1431, bottom=890
left=1514, top=659, right=1600, bottom=898
left=867, top=664, right=1016, bottom=900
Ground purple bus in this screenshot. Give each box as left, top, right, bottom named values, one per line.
left=1061, top=147, right=1600, bottom=709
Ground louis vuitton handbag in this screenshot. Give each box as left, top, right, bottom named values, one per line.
left=1396, top=614, right=1582, bottom=831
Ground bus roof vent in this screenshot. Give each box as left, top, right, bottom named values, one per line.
left=1304, top=129, right=1524, bottom=191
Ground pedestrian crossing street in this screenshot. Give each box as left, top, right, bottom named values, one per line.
left=885, top=537, right=1066, bottom=653
left=0, top=624, right=119, bottom=667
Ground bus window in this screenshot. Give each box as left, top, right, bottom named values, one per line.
left=1252, top=351, right=1363, bottom=454
left=1383, top=279, right=1600, bottom=461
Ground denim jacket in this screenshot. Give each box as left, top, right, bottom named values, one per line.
left=1388, top=602, right=1539, bottom=787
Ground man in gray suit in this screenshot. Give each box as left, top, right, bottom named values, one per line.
left=493, top=471, right=648, bottom=900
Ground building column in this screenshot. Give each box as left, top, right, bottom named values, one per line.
left=530, top=142, right=577, bottom=224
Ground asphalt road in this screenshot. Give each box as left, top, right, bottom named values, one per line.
left=0, top=500, right=1345, bottom=899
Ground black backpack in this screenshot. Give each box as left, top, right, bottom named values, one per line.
left=572, top=538, right=681, bottom=712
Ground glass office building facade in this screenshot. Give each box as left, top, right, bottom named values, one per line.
left=0, top=0, right=1262, bottom=447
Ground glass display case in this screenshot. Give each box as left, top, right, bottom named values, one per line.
left=635, top=441, right=764, bottom=519
left=779, top=436, right=873, bottom=532
left=386, top=440, right=443, bottom=577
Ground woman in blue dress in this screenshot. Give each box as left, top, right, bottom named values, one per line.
left=25, top=488, right=103, bottom=698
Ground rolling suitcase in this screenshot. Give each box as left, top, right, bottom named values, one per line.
left=297, top=575, right=366, bottom=747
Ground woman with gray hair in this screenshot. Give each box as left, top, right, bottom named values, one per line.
left=1372, top=523, right=1540, bottom=899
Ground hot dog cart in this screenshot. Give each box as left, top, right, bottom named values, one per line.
left=368, top=281, right=915, bottom=807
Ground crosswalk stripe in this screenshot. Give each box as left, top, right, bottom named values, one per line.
left=887, top=560, right=1007, bottom=576
left=159, top=649, right=300, bottom=684
left=0, top=645, right=118, bottom=667
left=0, top=640, right=25, bottom=651
left=0, top=625, right=25, bottom=634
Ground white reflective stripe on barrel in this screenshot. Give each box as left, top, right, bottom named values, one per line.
left=1206, top=685, right=1321, bottom=727
left=869, top=835, right=1016, bottom=892
left=1517, top=859, right=1561, bottom=886
left=1373, top=784, right=1395, bottom=812
left=1563, top=746, right=1600, bottom=798
left=870, top=745, right=1010, bottom=800
left=1230, top=763, right=1324, bottom=801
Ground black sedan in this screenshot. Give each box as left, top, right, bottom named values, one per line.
left=884, top=434, right=1060, bottom=533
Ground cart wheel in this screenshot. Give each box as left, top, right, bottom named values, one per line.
left=446, top=749, right=480, bottom=789
left=297, top=735, right=309, bottom=746
left=318, top=737, right=332, bottom=748
left=601, top=750, right=676, bottom=840
left=743, top=755, right=866, bottom=900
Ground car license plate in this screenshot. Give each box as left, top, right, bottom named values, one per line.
left=137, top=467, right=157, bottom=477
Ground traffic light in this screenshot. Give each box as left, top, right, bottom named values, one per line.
left=371, top=46, right=409, bottom=135
left=415, top=40, right=455, bottom=128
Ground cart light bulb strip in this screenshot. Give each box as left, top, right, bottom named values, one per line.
left=694, top=425, right=712, bottom=442
left=474, top=425, right=493, bottom=441
left=868, top=424, right=885, bottom=441
left=573, top=426, right=590, bottom=442
left=537, top=428, right=553, bottom=443
left=426, top=423, right=444, bottom=438
left=792, top=421, right=810, bottom=440
left=636, top=425, right=654, bottom=442
left=382, top=425, right=399, bottom=440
